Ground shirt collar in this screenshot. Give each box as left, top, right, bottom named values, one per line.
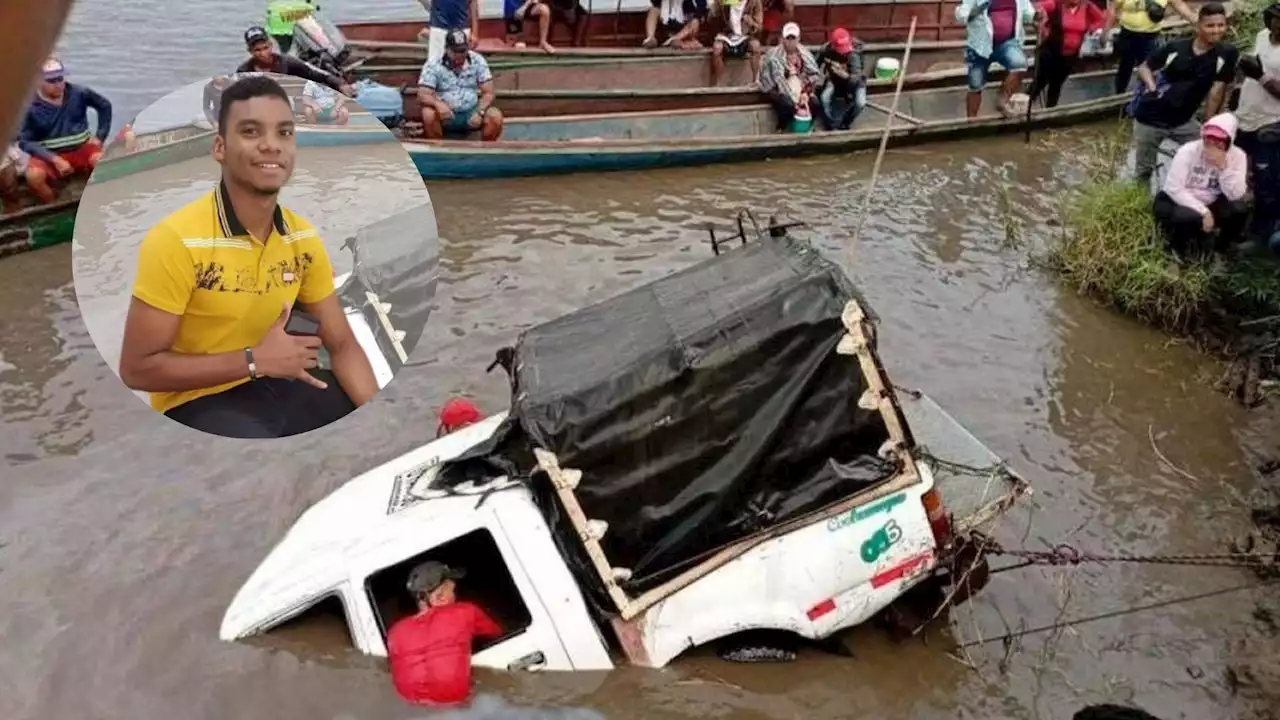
left=215, top=180, right=287, bottom=239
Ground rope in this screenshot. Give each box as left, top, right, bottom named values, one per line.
left=958, top=576, right=1280, bottom=649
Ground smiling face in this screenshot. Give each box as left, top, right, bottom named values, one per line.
left=213, top=94, right=296, bottom=196
left=1197, top=11, right=1227, bottom=44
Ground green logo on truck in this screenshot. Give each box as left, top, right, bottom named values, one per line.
left=826, top=492, right=907, bottom=533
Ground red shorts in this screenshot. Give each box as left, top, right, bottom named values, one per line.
left=28, top=138, right=103, bottom=177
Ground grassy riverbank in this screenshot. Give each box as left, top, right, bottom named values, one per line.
left=1043, top=122, right=1280, bottom=404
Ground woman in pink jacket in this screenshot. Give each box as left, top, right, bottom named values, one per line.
left=1152, top=112, right=1250, bottom=259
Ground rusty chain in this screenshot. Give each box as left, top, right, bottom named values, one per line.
left=974, top=536, right=1280, bottom=573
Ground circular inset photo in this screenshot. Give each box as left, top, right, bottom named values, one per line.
left=72, top=72, right=437, bottom=440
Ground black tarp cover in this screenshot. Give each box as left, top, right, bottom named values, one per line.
left=436, top=235, right=899, bottom=608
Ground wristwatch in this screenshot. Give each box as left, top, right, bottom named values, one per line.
left=245, top=347, right=260, bottom=380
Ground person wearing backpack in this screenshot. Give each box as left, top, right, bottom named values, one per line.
left=1107, top=0, right=1197, bottom=95
left=1128, top=2, right=1238, bottom=188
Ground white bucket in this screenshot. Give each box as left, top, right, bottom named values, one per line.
left=875, top=57, right=901, bottom=81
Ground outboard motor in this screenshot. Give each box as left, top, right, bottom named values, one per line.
left=293, top=13, right=351, bottom=78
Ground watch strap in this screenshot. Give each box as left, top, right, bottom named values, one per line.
left=245, top=347, right=259, bottom=380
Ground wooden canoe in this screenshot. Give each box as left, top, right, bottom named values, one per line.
left=400, top=68, right=1126, bottom=180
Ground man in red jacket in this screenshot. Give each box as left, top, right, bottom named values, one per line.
left=386, top=561, right=503, bottom=706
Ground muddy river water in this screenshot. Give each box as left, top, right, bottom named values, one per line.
left=3, top=121, right=1279, bottom=719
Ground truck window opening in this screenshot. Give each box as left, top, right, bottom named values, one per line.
left=364, top=528, right=534, bottom=653
left=258, top=593, right=355, bottom=651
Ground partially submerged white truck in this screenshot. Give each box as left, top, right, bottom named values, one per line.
left=220, top=225, right=1029, bottom=673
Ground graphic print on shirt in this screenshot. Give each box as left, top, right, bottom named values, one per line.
left=1186, top=162, right=1222, bottom=194
left=190, top=253, right=314, bottom=294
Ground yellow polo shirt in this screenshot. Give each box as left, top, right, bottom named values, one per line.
left=1117, top=0, right=1169, bottom=34
left=131, top=182, right=335, bottom=414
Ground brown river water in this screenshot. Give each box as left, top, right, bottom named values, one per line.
left=3, top=128, right=1279, bottom=720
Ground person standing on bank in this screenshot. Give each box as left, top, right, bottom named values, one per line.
left=424, top=0, right=482, bottom=68
left=1153, top=113, right=1249, bottom=260
left=1127, top=2, right=1237, bottom=188
left=956, top=0, right=1037, bottom=119
left=386, top=561, right=503, bottom=706
left=1234, top=2, right=1280, bottom=248
left=1030, top=0, right=1109, bottom=109
left=1107, top=0, right=1198, bottom=96
left=119, top=75, right=378, bottom=439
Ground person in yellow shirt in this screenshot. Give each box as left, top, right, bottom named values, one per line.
left=118, top=74, right=378, bottom=439
left=1108, top=0, right=1197, bottom=95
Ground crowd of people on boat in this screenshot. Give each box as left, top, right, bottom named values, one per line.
left=1, top=56, right=112, bottom=210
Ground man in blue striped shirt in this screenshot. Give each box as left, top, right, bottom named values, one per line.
left=18, top=56, right=112, bottom=203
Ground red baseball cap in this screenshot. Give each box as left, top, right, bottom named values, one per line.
left=438, top=397, right=482, bottom=435
left=1203, top=124, right=1229, bottom=142
left=830, top=27, right=854, bottom=55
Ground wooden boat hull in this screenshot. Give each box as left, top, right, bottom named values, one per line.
left=402, top=70, right=1125, bottom=180
left=397, top=52, right=1117, bottom=120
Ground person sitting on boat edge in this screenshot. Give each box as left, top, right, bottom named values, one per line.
left=1127, top=2, right=1237, bottom=189
left=386, top=561, right=503, bottom=706
left=118, top=75, right=378, bottom=439
left=1107, top=0, right=1199, bottom=97
left=1152, top=113, right=1249, bottom=261
left=1233, top=2, right=1280, bottom=252
left=711, top=0, right=764, bottom=87
left=758, top=22, right=821, bottom=132
left=642, top=0, right=709, bottom=50
left=17, top=57, right=112, bottom=204
left=814, top=27, right=867, bottom=130
left=1028, top=0, right=1109, bottom=110
left=956, top=0, right=1036, bottom=119
left=300, top=79, right=350, bottom=125
left=423, top=0, right=481, bottom=67
left=504, top=0, right=557, bottom=53
left=437, top=397, right=484, bottom=436
left=418, top=30, right=504, bottom=141
left=237, top=25, right=355, bottom=97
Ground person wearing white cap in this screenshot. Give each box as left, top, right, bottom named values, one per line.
left=17, top=55, right=112, bottom=203
left=758, top=22, right=822, bottom=131
left=641, top=0, right=709, bottom=49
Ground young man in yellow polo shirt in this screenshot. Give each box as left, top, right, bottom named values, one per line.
left=119, top=74, right=378, bottom=439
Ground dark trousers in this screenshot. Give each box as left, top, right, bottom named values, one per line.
left=1237, top=125, right=1280, bottom=246
left=768, top=91, right=819, bottom=131
left=1114, top=28, right=1159, bottom=96
left=164, top=369, right=356, bottom=439
left=272, top=33, right=294, bottom=54
left=1153, top=191, right=1249, bottom=258
left=1030, top=45, right=1077, bottom=108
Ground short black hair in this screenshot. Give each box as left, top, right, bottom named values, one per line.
left=216, top=74, right=291, bottom=136
left=1198, top=2, right=1226, bottom=19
